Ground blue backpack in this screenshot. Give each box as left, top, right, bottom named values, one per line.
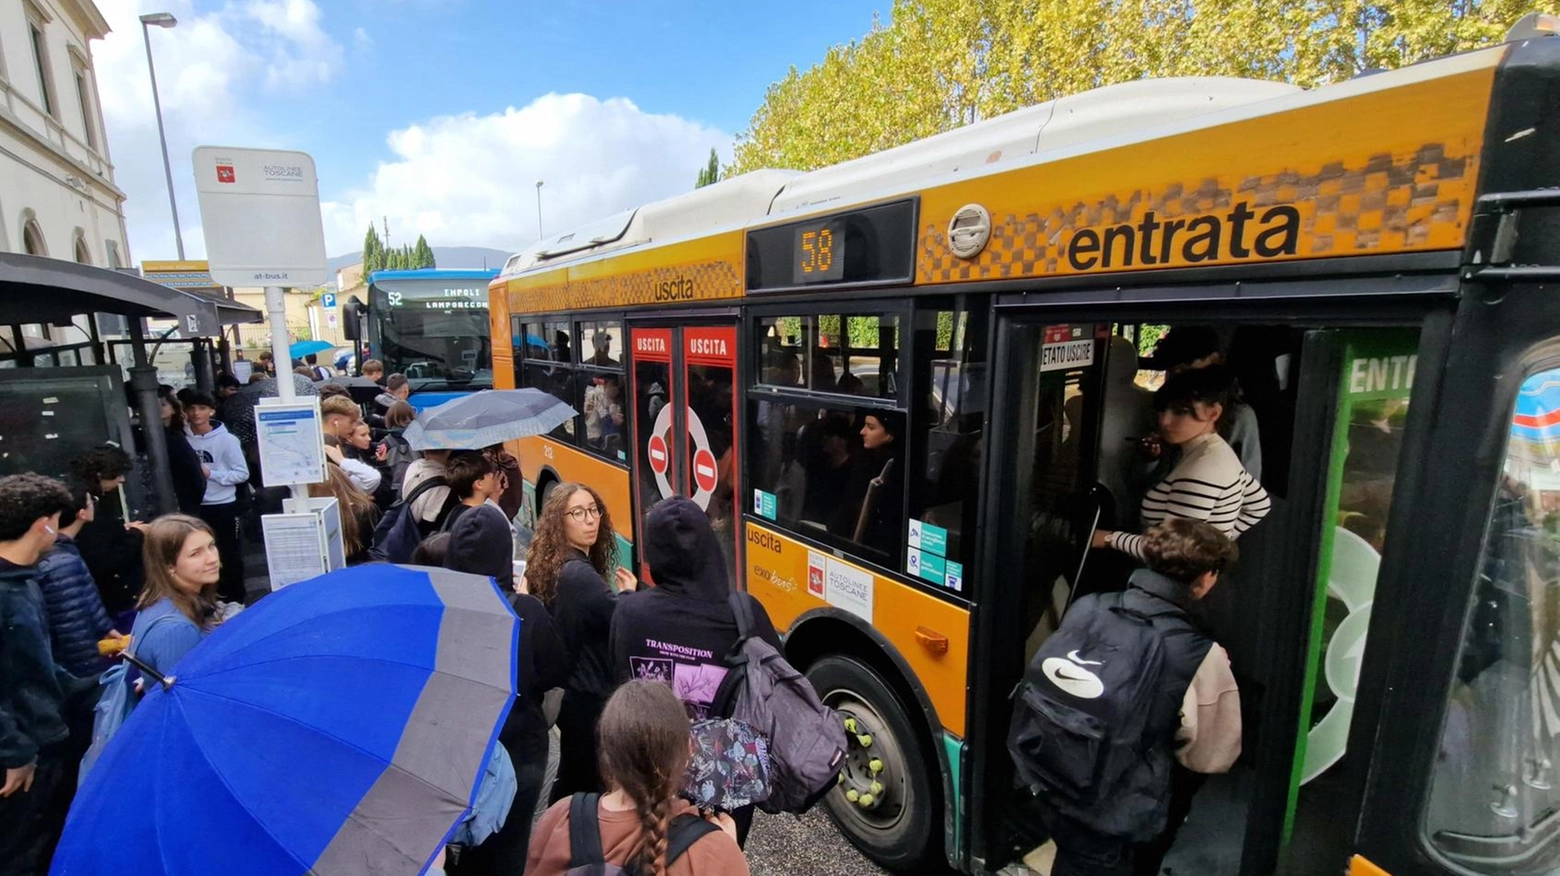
left=78, top=615, right=176, bottom=787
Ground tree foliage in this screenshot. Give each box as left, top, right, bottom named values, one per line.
left=362, top=224, right=385, bottom=275
left=363, top=226, right=436, bottom=273
left=413, top=234, right=436, bottom=268
left=695, top=148, right=722, bottom=188
left=731, top=0, right=1547, bottom=173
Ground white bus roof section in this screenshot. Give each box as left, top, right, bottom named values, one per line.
left=767, top=77, right=1300, bottom=217
left=498, top=169, right=799, bottom=277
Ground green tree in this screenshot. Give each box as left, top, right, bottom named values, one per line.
left=413, top=234, right=436, bottom=269
left=362, top=224, right=384, bottom=275
left=696, top=148, right=722, bottom=188
left=731, top=0, right=1547, bottom=173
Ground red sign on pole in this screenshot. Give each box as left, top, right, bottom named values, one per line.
left=692, top=447, right=718, bottom=494
left=648, top=434, right=669, bottom=475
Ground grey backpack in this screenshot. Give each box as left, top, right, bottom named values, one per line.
left=711, top=593, right=847, bottom=813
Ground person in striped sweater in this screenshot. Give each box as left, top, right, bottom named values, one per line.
left=1093, top=367, right=1271, bottom=560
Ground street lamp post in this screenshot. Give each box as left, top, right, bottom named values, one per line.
left=535, top=179, right=544, bottom=242
left=140, top=12, right=184, bottom=260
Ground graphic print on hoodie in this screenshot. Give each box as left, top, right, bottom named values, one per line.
left=610, top=497, right=781, bottom=719
left=184, top=420, right=249, bottom=505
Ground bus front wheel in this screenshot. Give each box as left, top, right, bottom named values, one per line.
left=807, top=655, right=944, bottom=873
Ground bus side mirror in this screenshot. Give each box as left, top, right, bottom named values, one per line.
left=342, top=297, right=365, bottom=341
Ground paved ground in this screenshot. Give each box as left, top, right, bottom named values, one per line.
left=746, top=807, right=890, bottom=876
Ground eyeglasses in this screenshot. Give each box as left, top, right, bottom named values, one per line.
left=566, top=505, right=603, bottom=523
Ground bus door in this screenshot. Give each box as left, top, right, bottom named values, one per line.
left=1347, top=276, right=1560, bottom=875
left=629, top=324, right=741, bottom=581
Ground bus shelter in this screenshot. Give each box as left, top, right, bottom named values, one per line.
left=0, top=252, right=263, bottom=514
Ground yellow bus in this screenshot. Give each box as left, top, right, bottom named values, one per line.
left=492, top=21, right=1560, bottom=876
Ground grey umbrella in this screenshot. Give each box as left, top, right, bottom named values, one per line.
left=403, top=389, right=577, bottom=450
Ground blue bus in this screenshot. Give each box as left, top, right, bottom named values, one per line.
left=345, top=269, right=499, bottom=408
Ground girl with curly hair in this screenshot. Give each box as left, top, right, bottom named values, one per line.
left=526, top=483, right=636, bottom=801
left=525, top=680, right=746, bottom=876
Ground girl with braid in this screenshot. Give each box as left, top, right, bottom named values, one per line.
left=525, top=680, right=749, bottom=875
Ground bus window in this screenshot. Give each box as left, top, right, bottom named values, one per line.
left=757, top=312, right=900, bottom=399
left=578, top=320, right=627, bottom=463
left=910, top=304, right=987, bottom=591
left=689, top=361, right=738, bottom=580
left=1424, top=363, right=1560, bottom=873
left=521, top=360, right=576, bottom=443
left=545, top=320, right=573, bottom=365
left=635, top=358, right=672, bottom=512
left=748, top=399, right=908, bottom=569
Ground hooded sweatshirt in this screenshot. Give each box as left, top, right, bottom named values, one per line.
left=445, top=505, right=568, bottom=762
left=184, top=420, right=249, bottom=505
left=610, top=497, right=781, bottom=719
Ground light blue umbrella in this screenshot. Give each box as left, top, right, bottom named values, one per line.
left=289, top=339, right=336, bottom=358
left=403, top=388, right=577, bottom=450
left=51, top=565, right=519, bottom=876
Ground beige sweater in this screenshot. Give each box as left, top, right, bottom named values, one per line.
left=1177, top=643, right=1242, bottom=773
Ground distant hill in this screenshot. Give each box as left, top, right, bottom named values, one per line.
left=326, top=246, right=513, bottom=275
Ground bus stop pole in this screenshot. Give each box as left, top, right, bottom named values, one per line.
left=127, top=318, right=176, bottom=515
left=264, top=286, right=308, bottom=504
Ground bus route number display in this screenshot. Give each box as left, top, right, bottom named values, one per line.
left=794, top=220, right=844, bottom=285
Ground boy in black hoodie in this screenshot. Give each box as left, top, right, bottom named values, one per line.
left=443, top=504, right=568, bottom=876
left=609, top=496, right=782, bottom=844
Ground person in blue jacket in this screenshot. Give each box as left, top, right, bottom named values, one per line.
left=35, top=479, right=119, bottom=680
left=129, top=515, right=223, bottom=680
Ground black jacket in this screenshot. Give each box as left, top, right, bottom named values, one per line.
left=548, top=549, right=619, bottom=701
left=166, top=424, right=208, bottom=515
left=0, top=558, right=69, bottom=768
left=610, top=497, right=781, bottom=719
left=75, top=488, right=143, bottom=616
left=445, top=507, right=567, bottom=758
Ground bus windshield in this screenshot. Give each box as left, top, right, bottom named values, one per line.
left=368, top=270, right=497, bottom=393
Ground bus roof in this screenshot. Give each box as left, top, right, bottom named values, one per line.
left=369, top=268, right=499, bottom=283
left=496, top=44, right=1510, bottom=300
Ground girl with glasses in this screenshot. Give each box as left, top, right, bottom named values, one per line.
left=524, top=482, right=637, bottom=802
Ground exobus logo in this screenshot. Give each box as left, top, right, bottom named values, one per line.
left=688, top=336, right=728, bottom=357
left=636, top=336, right=668, bottom=354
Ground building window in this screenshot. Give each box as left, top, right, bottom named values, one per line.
left=74, top=235, right=90, bottom=265
left=23, top=220, right=46, bottom=256
left=27, top=11, right=56, bottom=118
left=104, top=240, right=121, bottom=268
left=72, top=56, right=96, bottom=150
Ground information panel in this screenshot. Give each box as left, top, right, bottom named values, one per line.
left=747, top=199, right=917, bottom=293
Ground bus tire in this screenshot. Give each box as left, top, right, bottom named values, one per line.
left=806, top=654, right=944, bottom=873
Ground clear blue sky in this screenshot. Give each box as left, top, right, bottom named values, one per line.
left=99, top=0, right=891, bottom=259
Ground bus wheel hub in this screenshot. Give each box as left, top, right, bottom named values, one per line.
left=840, top=714, right=888, bottom=811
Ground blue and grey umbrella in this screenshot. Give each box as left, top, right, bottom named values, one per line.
left=403, top=388, right=577, bottom=450
left=51, top=565, right=519, bottom=876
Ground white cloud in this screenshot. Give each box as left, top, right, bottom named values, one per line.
left=92, top=0, right=343, bottom=261
left=319, top=94, right=733, bottom=257
left=353, top=27, right=373, bottom=51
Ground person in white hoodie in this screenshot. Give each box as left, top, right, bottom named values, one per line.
left=183, top=391, right=250, bottom=605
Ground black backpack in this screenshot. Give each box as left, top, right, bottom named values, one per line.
left=368, top=475, right=457, bottom=564
left=563, top=792, right=719, bottom=876
left=1006, top=592, right=1192, bottom=841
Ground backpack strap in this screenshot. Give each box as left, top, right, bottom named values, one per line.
left=664, top=813, right=721, bottom=867
left=727, top=591, right=755, bottom=643
left=567, top=792, right=605, bottom=868
left=400, top=474, right=448, bottom=510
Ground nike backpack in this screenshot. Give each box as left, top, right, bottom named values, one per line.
left=1006, top=592, right=1190, bottom=840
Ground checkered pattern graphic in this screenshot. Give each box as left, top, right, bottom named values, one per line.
left=511, top=258, right=743, bottom=314
left=917, top=142, right=1475, bottom=283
